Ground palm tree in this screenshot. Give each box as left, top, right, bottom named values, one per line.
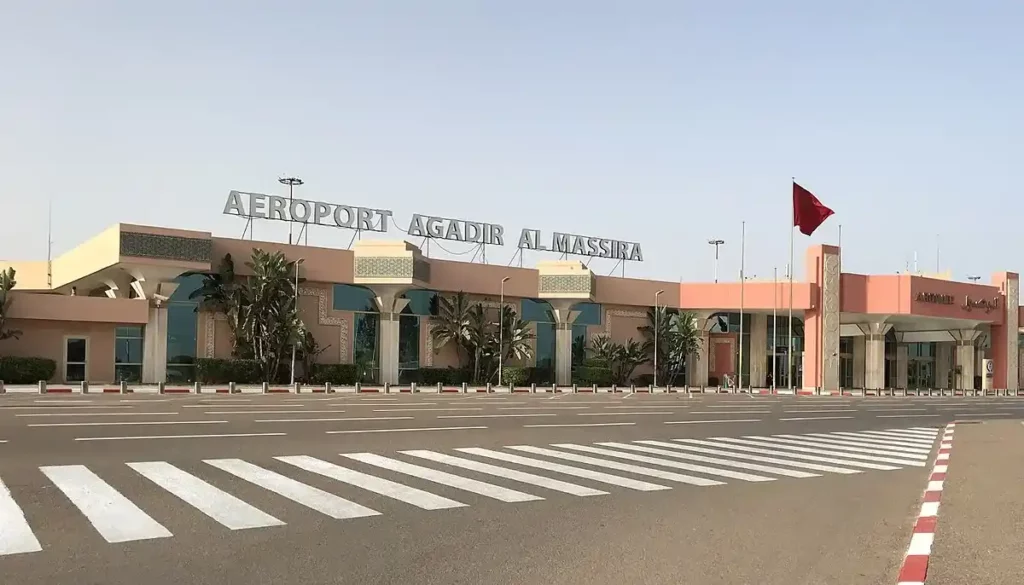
left=638, top=306, right=675, bottom=382
left=242, top=249, right=303, bottom=383
left=492, top=305, right=535, bottom=381
left=611, top=339, right=647, bottom=385
left=638, top=308, right=702, bottom=386
left=0, top=267, right=21, bottom=342
left=430, top=292, right=473, bottom=369
left=186, top=254, right=251, bottom=357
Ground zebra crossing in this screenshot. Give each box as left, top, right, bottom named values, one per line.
left=0, top=426, right=939, bottom=557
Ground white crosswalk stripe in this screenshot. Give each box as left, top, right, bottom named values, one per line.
left=204, top=459, right=380, bottom=520
left=0, top=427, right=938, bottom=557
left=40, top=464, right=173, bottom=543
left=401, top=450, right=608, bottom=496
left=456, top=447, right=670, bottom=491
left=277, top=455, right=466, bottom=510
left=342, top=453, right=542, bottom=503
left=128, top=461, right=285, bottom=530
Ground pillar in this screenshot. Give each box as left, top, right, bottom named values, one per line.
left=852, top=335, right=866, bottom=389
left=950, top=329, right=981, bottom=390
left=372, top=288, right=410, bottom=385
left=896, top=343, right=909, bottom=389
left=989, top=272, right=1019, bottom=391
left=749, top=314, right=767, bottom=387
left=688, top=315, right=715, bottom=387
left=802, top=245, right=841, bottom=392
left=549, top=301, right=580, bottom=386
left=858, top=322, right=891, bottom=390
left=142, top=304, right=169, bottom=383
left=935, top=342, right=953, bottom=389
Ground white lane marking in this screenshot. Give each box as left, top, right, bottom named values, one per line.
left=675, top=439, right=898, bottom=470
left=826, top=431, right=936, bottom=447
left=920, top=501, right=940, bottom=517
left=799, top=433, right=934, bottom=453
left=779, top=416, right=855, bottom=421
left=184, top=404, right=297, bottom=408
left=32, top=399, right=95, bottom=404
left=119, top=399, right=173, bottom=403
left=857, top=430, right=938, bottom=443
left=905, top=427, right=943, bottom=435
left=718, top=437, right=927, bottom=467
left=75, top=433, right=286, bottom=441
left=326, top=426, right=486, bottom=434
left=777, top=434, right=933, bottom=456
left=637, top=440, right=859, bottom=474
left=436, top=414, right=557, bottom=419
left=600, top=442, right=819, bottom=478
left=128, top=461, right=283, bottom=530
left=955, top=412, right=1013, bottom=417
left=704, top=404, right=795, bottom=409
left=6, top=405, right=125, bottom=410
left=876, top=414, right=941, bottom=418
left=556, top=444, right=775, bottom=482
left=524, top=422, right=635, bottom=428
left=276, top=455, right=464, bottom=510
left=781, top=409, right=857, bottom=413
left=456, top=448, right=669, bottom=491
left=372, top=408, right=483, bottom=412
left=40, top=465, right=172, bottom=543
left=864, top=408, right=928, bottom=412
left=689, top=410, right=772, bottom=415
left=664, top=418, right=761, bottom=425
left=204, top=410, right=348, bottom=415
left=401, top=450, right=607, bottom=497
left=28, top=420, right=228, bottom=428
left=577, top=411, right=676, bottom=416
left=17, top=412, right=178, bottom=417
left=499, top=406, right=589, bottom=411
left=507, top=446, right=724, bottom=486
left=204, top=459, right=379, bottom=520
left=343, top=453, right=541, bottom=503
left=0, top=440, right=6, bottom=443
left=0, top=476, right=43, bottom=556
left=255, top=416, right=413, bottom=423
left=603, top=405, right=689, bottom=410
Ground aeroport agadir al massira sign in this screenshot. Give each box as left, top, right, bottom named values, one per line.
left=223, top=190, right=645, bottom=262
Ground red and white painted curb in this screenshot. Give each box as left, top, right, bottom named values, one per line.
left=895, top=422, right=955, bottom=585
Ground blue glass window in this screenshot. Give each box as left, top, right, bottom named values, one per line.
left=333, top=284, right=378, bottom=312
left=535, top=322, right=556, bottom=372
left=403, top=290, right=437, bottom=316
left=521, top=299, right=554, bottom=323
left=571, top=302, right=602, bottom=326
left=165, top=274, right=202, bottom=383
left=353, top=313, right=380, bottom=382
left=115, top=326, right=144, bottom=383
left=571, top=323, right=589, bottom=366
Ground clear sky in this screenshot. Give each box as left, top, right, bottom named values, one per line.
left=2, top=1, right=1021, bottom=283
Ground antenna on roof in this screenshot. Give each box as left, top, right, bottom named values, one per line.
left=46, top=198, right=53, bottom=289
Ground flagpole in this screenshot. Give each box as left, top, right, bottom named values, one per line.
left=739, top=220, right=745, bottom=393
left=772, top=266, right=777, bottom=392
left=788, top=179, right=795, bottom=393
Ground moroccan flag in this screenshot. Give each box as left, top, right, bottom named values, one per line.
left=793, top=182, right=834, bottom=236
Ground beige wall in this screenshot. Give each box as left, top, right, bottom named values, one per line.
left=0, top=319, right=116, bottom=383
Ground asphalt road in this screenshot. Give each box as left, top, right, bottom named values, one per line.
left=1, top=392, right=1020, bottom=584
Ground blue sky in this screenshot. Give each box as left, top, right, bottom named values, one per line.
left=2, top=1, right=1021, bottom=282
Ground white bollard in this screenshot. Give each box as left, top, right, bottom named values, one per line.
left=38, top=380, right=46, bottom=394
left=157, top=381, right=165, bottom=395
left=194, top=381, right=202, bottom=394
left=120, top=380, right=128, bottom=394
left=81, top=381, right=89, bottom=394
left=262, top=382, right=269, bottom=394
left=437, top=382, right=443, bottom=394
left=294, top=382, right=301, bottom=394
left=325, top=382, right=333, bottom=393
left=229, top=381, right=237, bottom=394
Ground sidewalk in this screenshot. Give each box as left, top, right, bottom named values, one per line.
left=926, top=420, right=1024, bottom=585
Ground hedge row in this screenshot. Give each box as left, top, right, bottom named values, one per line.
left=0, top=357, right=57, bottom=384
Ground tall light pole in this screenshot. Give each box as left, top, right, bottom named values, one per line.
left=708, top=239, right=725, bottom=282
left=967, top=275, right=981, bottom=283
left=290, top=258, right=305, bottom=385
left=654, top=289, right=664, bottom=388
left=279, top=176, right=304, bottom=245
left=498, top=276, right=511, bottom=386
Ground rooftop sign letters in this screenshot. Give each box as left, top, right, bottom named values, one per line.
left=916, top=292, right=954, bottom=305
left=223, top=190, right=643, bottom=262
left=963, top=296, right=1000, bottom=313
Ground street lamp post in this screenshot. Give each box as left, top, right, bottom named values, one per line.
left=498, top=277, right=511, bottom=386
left=967, top=275, right=981, bottom=283
left=654, top=289, right=665, bottom=388
left=708, top=239, right=725, bottom=282
left=279, top=176, right=304, bottom=245
left=290, top=258, right=305, bottom=385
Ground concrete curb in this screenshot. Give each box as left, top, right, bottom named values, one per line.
left=895, top=422, right=955, bottom=585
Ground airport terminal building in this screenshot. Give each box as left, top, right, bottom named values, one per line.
left=0, top=199, right=1020, bottom=392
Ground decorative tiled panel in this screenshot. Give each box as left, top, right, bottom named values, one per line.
left=120, top=232, right=212, bottom=263
left=539, top=274, right=593, bottom=296
left=1007, top=278, right=1019, bottom=390
left=355, top=257, right=414, bottom=279
left=413, top=259, right=431, bottom=282
left=821, top=252, right=841, bottom=392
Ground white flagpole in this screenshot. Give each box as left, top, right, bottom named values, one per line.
left=772, top=266, right=777, bottom=392
left=788, top=180, right=795, bottom=392
left=739, top=220, right=745, bottom=392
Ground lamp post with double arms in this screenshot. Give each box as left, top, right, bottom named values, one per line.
left=498, top=276, right=511, bottom=386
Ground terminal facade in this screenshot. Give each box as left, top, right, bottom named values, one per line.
left=0, top=223, right=1019, bottom=391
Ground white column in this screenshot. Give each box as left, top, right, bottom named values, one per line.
left=896, top=344, right=909, bottom=389
left=935, top=342, right=953, bottom=389
left=951, top=329, right=981, bottom=390
left=749, top=314, right=767, bottom=387
left=852, top=335, right=866, bottom=389
left=373, top=291, right=410, bottom=385
left=858, top=322, right=891, bottom=390
left=549, top=302, right=580, bottom=386
left=142, top=304, right=168, bottom=383
left=688, top=315, right=715, bottom=387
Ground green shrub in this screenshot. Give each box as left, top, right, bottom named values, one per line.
left=418, top=367, right=472, bottom=385
left=196, top=358, right=262, bottom=384
left=500, top=366, right=528, bottom=386
left=573, top=365, right=614, bottom=386
left=0, top=357, right=57, bottom=384
left=632, top=373, right=655, bottom=387
left=526, top=366, right=552, bottom=385
left=308, top=364, right=359, bottom=385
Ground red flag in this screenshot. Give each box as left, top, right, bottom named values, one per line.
left=793, top=182, right=834, bottom=236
